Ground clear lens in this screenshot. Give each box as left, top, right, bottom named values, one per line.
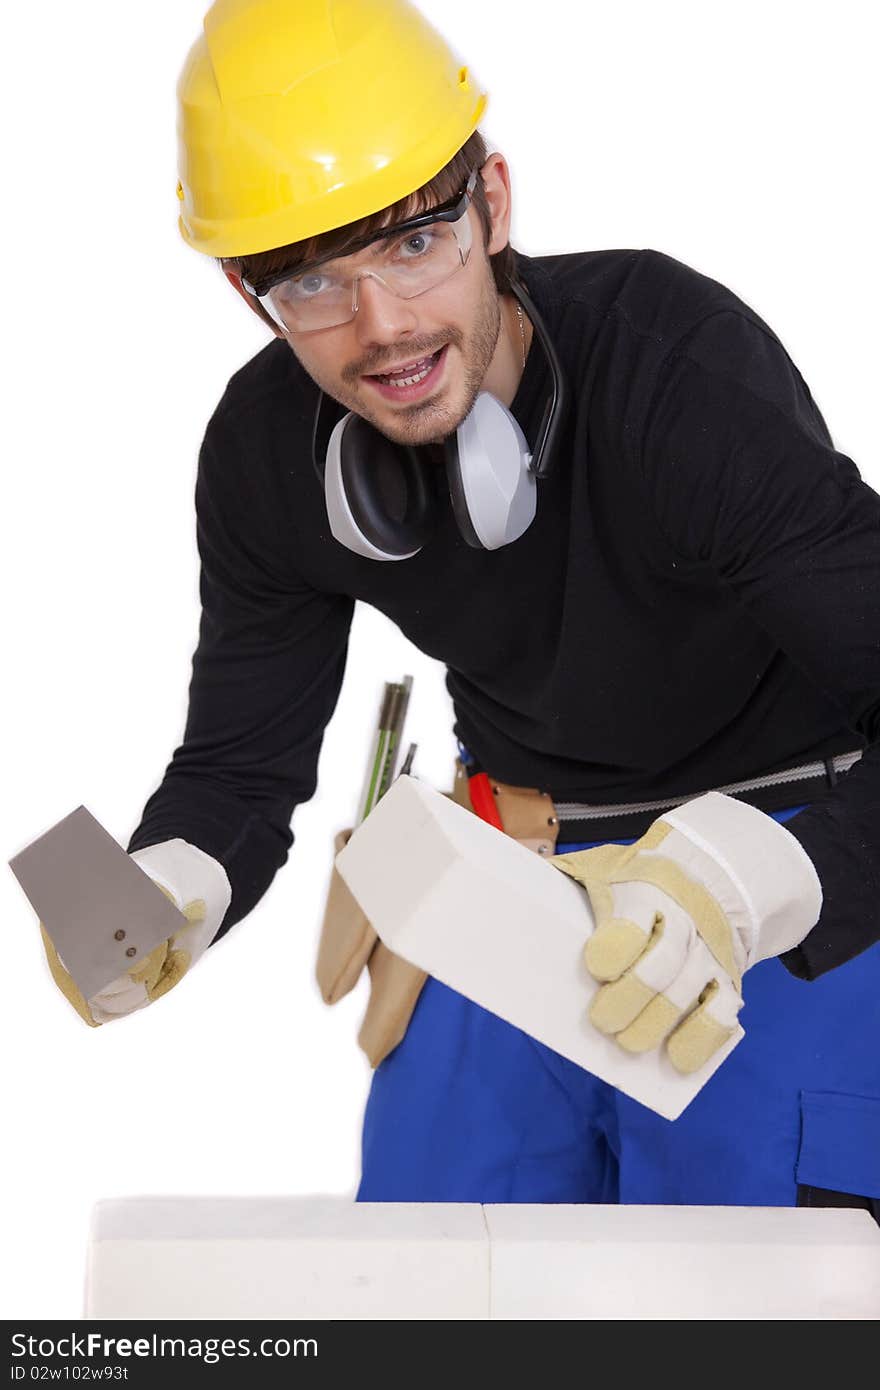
left=258, top=206, right=473, bottom=333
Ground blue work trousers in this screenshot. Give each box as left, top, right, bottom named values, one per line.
left=356, top=806, right=880, bottom=1208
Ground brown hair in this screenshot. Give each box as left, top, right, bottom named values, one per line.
left=223, top=130, right=517, bottom=296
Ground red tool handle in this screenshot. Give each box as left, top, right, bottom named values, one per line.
left=467, top=771, right=505, bottom=830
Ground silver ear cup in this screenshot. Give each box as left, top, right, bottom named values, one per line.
left=324, top=414, right=424, bottom=561
left=452, top=393, right=536, bottom=548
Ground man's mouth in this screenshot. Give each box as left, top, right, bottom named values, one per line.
left=363, top=345, right=448, bottom=402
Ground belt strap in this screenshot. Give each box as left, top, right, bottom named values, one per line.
left=459, top=747, right=863, bottom=846
left=553, top=750, right=863, bottom=822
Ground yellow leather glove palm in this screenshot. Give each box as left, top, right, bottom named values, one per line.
left=38, top=837, right=232, bottom=1027
left=40, top=887, right=208, bottom=1028
left=551, top=791, right=822, bottom=1074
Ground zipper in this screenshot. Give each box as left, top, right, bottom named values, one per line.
left=555, top=750, right=863, bottom=822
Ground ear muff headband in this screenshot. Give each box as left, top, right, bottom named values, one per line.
left=508, top=280, right=567, bottom=480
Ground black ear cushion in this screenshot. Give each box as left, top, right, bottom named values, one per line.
left=339, top=415, right=435, bottom=556
left=444, top=432, right=483, bottom=549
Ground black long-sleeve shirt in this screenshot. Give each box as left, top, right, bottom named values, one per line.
left=127, top=248, right=880, bottom=981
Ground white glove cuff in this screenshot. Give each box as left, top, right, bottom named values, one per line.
left=661, top=792, right=823, bottom=965
left=129, top=838, right=232, bottom=955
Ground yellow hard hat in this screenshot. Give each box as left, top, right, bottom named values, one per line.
left=176, top=0, right=488, bottom=258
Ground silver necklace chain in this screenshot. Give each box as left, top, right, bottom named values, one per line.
left=515, top=300, right=526, bottom=370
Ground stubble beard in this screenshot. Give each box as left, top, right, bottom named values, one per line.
left=339, top=271, right=502, bottom=448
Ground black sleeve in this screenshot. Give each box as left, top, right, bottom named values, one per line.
left=126, top=408, right=354, bottom=939
left=639, top=308, right=880, bottom=980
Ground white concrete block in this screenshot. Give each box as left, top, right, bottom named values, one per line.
left=86, top=1199, right=880, bottom=1321
left=336, top=776, right=741, bottom=1120
left=485, top=1204, right=880, bottom=1320
left=85, top=1197, right=489, bottom=1320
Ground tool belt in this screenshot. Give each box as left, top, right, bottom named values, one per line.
left=315, top=746, right=863, bottom=1068
left=315, top=761, right=561, bottom=1068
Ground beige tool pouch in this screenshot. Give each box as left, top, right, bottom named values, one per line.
left=315, top=763, right=559, bottom=1068
left=314, top=829, right=378, bottom=1005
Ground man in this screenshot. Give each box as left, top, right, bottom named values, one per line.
left=47, top=0, right=880, bottom=1215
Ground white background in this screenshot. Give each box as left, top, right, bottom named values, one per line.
left=2, top=0, right=877, bottom=1317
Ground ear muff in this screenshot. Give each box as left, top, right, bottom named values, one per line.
left=444, top=393, right=536, bottom=549
left=324, top=413, right=436, bottom=560
left=312, top=279, right=567, bottom=559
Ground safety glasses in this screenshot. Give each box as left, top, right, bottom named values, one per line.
left=238, top=169, right=478, bottom=334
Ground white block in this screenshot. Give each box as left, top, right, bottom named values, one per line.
left=336, top=776, right=741, bottom=1119
left=85, top=1197, right=489, bottom=1320
left=484, top=1204, right=880, bottom=1320
left=85, top=1199, right=880, bottom=1321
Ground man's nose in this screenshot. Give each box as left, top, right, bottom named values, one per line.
left=352, top=272, right=419, bottom=349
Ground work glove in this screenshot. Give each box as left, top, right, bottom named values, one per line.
left=39, top=839, right=232, bottom=1027
left=551, top=791, right=822, bottom=1074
